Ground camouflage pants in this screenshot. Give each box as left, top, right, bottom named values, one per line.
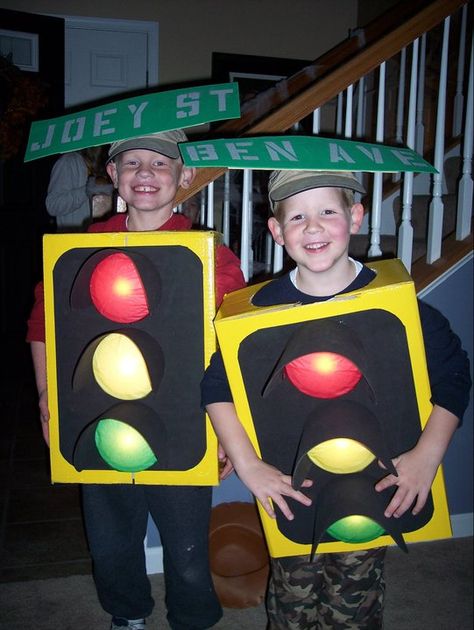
left=266, top=547, right=386, bottom=630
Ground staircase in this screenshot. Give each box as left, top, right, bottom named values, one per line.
left=175, top=0, right=473, bottom=292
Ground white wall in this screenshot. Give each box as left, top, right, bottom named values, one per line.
left=419, top=256, right=474, bottom=538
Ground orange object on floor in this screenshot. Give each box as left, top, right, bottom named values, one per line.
left=209, top=502, right=269, bottom=609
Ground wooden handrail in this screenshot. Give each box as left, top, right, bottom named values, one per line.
left=176, top=0, right=467, bottom=205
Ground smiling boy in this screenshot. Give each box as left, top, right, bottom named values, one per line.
left=105, top=134, right=192, bottom=228
left=202, top=169, right=470, bottom=629
left=27, top=130, right=246, bottom=630
left=266, top=172, right=365, bottom=296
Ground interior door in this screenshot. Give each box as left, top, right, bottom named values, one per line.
left=64, top=17, right=158, bottom=108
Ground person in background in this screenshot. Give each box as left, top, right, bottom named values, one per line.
left=181, top=194, right=202, bottom=227
left=46, top=146, right=113, bottom=231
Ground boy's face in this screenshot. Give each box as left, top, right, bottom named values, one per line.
left=106, top=149, right=194, bottom=214
left=268, top=186, right=364, bottom=277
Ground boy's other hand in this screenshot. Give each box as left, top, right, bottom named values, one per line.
left=375, top=446, right=439, bottom=519
left=376, top=405, right=459, bottom=519
left=238, top=459, right=312, bottom=521
left=38, top=389, right=50, bottom=447
left=218, top=443, right=234, bottom=480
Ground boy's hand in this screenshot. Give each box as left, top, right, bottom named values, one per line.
left=375, top=405, right=459, bottom=519
left=38, top=389, right=50, bottom=447
left=375, top=445, right=439, bottom=518
left=237, top=458, right=312, bottom=521
left=91, top=193, right=113, bottom=218
left=218, top=443, right=234, bottom=480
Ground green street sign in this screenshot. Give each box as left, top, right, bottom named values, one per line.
left=25, top=83, right=240, bottom=162
left=180, top=135, right=437, bottom=173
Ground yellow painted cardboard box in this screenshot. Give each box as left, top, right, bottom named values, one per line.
left=44, top=230, right=220, bottom=485
left=214, top=259, right=452, bottom=556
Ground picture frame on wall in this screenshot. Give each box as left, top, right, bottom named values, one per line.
left=212, top=52, right=310, bottom=103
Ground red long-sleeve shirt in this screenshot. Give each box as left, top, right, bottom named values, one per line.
left=26, top=212, right=245, bottom=342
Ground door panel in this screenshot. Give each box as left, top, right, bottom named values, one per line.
left=65, top=24, right=150, bottom=107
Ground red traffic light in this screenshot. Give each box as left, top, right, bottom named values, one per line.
left=90, top=252, right=150, bottom=323
left=284, top=351, right=362, bottom=398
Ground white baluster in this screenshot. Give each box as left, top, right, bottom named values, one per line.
left=415, top=33, right=427, bottom=155
left=265, top=232, right=273, bottom=273
left=456, top=35, right=473, bottom=240
left=222, top=170, right=231, bottom=246
left=312, top=108, right=321, bottom=134
left=270, top=175, right=284, bottom=273
left=355, top=76, right=366, bottom=196
left=199, top=189, right=206, bottom=226
left=273, top=241, right=284, bottom=274
left=427, top=17, right=451, bottom=264
left=368, top=62, right=386, bottom=258
left=356, top=76, right=366, bottom=138
left=393, top=47, right=407, bottom=184
left=206, top=181, right=214, bottom=229
left=395, top=48, right=407, bottom=144
left=240, top=169, right=252, bottom=282
left=248, top=170, right=254, bottom=277
left=336, top=92, right=343, bottom=135
left=453, top=4, right=468, bottom=137
left=345, top=84, right=354, bottom=138
left=398, top=39, right=420, bottom=272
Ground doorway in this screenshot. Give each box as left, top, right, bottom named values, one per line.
left=62, top=16, right=159, bottom=108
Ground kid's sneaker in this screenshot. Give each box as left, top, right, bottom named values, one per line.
left=110, top=618, right=146, bottom=629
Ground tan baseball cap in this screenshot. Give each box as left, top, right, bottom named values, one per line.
left=268, top=170, right=366, bottom=211
left=107, top=129, right=188, bottom=162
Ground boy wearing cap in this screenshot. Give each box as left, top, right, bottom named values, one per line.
left=27, top=130, right=245, bottom=630
left=201, top=169, right=470, bottom=629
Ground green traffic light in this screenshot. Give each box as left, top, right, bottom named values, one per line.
left=326, top=515, right=385, bottom=544
left=95, top=418, right=157, bottom=472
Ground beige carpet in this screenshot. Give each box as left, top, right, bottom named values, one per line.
left=1, top=537, right=472, bottom=630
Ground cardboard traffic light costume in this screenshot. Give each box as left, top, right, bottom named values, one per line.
left=214, top=259, right=452, bottom=556
left=44, top=230, right=220, bottom=485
